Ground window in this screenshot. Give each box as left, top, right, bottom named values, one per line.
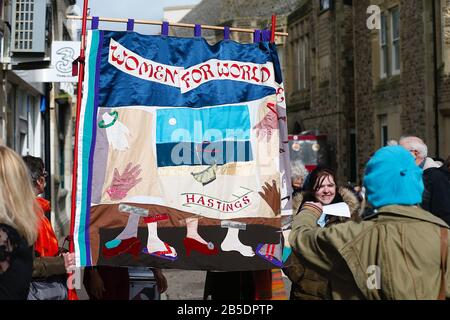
left=295, top=36, right=309, bottom=91
left=18, top=89, right=27, bottom=119
left=379, top=115, right=388, bottom=147
left=290, top=19, right=310, bottom=92
left=320, top=0, right=332, bottom=12
left=349, top=130, right=357, bottom=183
left=379, top=7, right=400, bottom=78
left=11, top=0, right=46, bottom=53
left=19, top=132, right=27, bottom=156
left=380, top=14, right=388, bottom=78
left=391, top=6, right=400, bottom=74
left=277, top=46, right=284, bottom=72
left=303, top=36, right=309, bottom=88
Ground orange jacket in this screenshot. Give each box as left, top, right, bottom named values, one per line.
left=34, top=198, right=79, bottom=300
left=34, top=197, right=59, bottom=257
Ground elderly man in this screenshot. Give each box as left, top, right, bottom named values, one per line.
left=398, top=136, right=449, bottom=225
left=291, top=160, right=309, bottom=194
left=289, top=146, right=449, bottom=299
left=398, top=136, right=441, bottom=169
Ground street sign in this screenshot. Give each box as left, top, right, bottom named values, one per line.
left=49, top=41, right=80, bottom=82
left=12, top=41, right=80, bottom=83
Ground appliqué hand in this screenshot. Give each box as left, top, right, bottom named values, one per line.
left=258, top=180, right=281, bottom=216
left=253, top=105, right=279, bottom=142
left=107, top=163, right=142, bottom=201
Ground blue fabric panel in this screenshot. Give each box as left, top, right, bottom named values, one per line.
left=97, top=31, right=279, bottom=108
left=156, top=105, right=251, bottom=144
left=156, top=141, right=253, bottom=167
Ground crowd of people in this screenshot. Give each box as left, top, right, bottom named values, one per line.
left=285, top=135, right=449, bottom=300
left=1, top=133, right=449, bottom=300
left=0, top=146, right=167, bottom=300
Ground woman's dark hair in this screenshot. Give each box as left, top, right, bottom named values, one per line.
left=22, top=155, right=45, bottom=186
left=300, top=166, right=342, bottom=208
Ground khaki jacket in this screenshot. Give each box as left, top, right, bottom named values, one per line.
left=284, top=188, right=362, bottom=300
left=289, top=205, right=450, bottom=300
left=32, top=254, right=66, bottom=279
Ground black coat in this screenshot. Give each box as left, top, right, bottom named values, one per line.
left=0, top=224, right=33, bottom=300
left=422, top=165, right=450, bottom=226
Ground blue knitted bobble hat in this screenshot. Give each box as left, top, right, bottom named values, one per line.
left=363, top=146, right=424, bottom=208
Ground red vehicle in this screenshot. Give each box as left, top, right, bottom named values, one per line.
left=288, top=132, right=329, bottom=172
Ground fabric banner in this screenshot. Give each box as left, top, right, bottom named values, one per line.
left=73, top=30, right=292, bottom=271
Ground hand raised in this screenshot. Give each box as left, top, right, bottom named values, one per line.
left=258, top=180, right=281, bottom=216
left=107, top=162, right=142, bottom=201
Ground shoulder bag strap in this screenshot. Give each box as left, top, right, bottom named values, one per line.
left=438, top=227, right=448, bottom=300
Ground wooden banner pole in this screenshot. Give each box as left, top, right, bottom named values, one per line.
left=66, top=15, right=289, bottom=37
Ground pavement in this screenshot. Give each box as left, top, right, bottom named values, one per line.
left=75, top=268, right=291, bottom=300
left=161, top=269, right=207, bottom=300
left=160, top=269, right=292, bottom=300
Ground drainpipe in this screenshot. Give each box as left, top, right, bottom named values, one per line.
left=44, top=83, right=51, bottom=208
left=432, top=0, right=440, bottom=157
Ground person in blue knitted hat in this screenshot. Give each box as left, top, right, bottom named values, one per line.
left=364, top=146, right=424, bottom=208
left=288, top=145, right=450, bottom=300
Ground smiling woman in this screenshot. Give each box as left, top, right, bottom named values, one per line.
left=299, top=166, right=342, bottom=210
left=283, top=165, right=363, bottom=300
left=313, top=172, right=336, bottom=205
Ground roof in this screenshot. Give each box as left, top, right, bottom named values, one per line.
left=163, top=5, right=197, bottom=11
left=173, top=0, right=302, bottom=39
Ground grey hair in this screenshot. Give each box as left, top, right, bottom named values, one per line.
left=399, top=135, right=428, bottom=158
left=387, top=139, right=398, bottom=146
left=291, top=160, right=308, bottom=180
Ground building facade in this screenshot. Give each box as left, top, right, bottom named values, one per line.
left=285, top=0, right=450, bottom=183
left=49, top=0, right=78, bottom=240
left=353, top=0, right=449, bottom=180
left=286, top=0, right=356, bottom=183
left=0, top=0, right=47, bottom=158
left=434, top=0, right=450, bottom=161
left=0, top=0, right=78, bottom=241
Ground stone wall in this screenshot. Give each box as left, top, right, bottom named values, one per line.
left=286, top=0, right=354, bottom=183
left=353, top=0, right=445, bottom=180
left=353, top=0, right=375, bottom=180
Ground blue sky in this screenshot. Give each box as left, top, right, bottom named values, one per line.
left=75, top=0, right=201, bottom=34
